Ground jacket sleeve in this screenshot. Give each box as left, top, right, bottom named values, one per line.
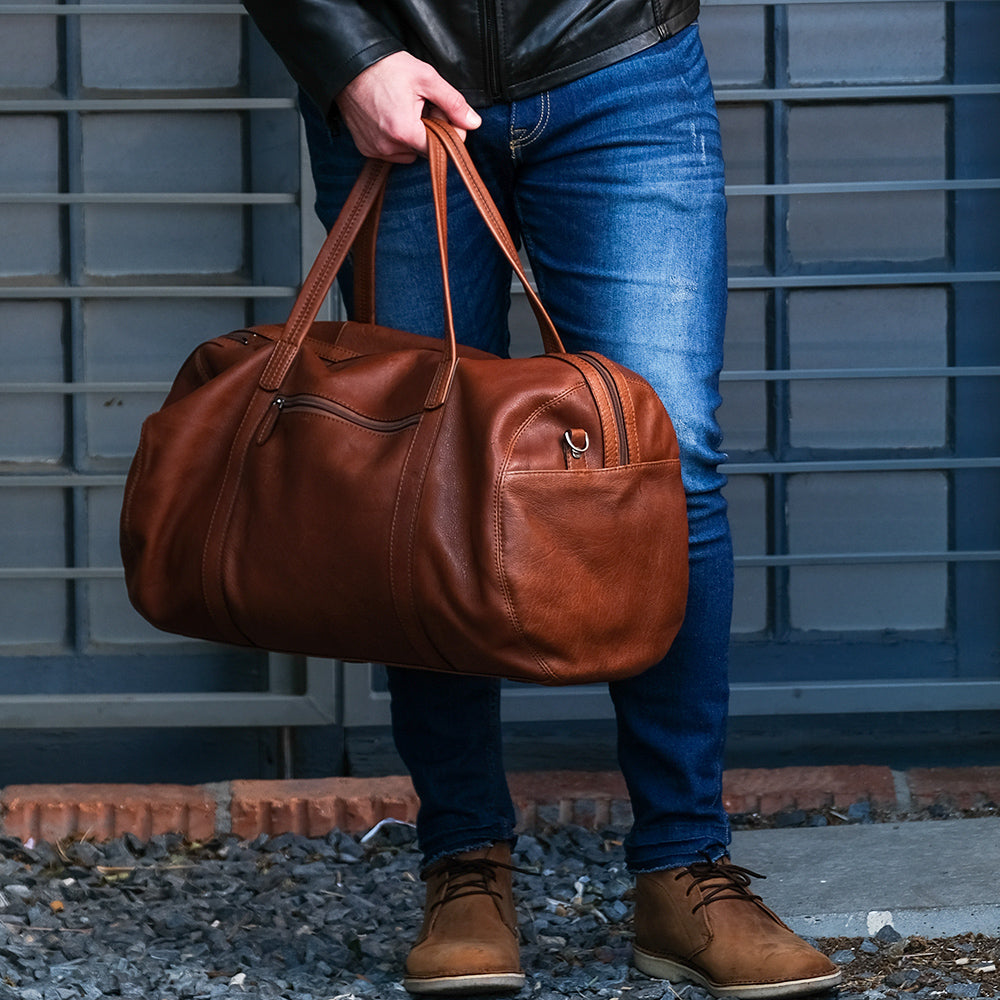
left=243, top=0, right=404, bottom=118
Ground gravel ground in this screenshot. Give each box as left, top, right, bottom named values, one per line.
left=0, top=823, right=996, bottom=1000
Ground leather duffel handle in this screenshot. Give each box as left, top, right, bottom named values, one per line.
left=351, top=121, right=565, bottom=350
left=260, top=155, right=392, bottom=391
left=261, top=119, right=566, bottom=401
left=425, top=120, right=564, bottom=343
left=423, top=119, right=569, bottom=406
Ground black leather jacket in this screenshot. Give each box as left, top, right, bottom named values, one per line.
left=243, top=0, right=699, bottom=116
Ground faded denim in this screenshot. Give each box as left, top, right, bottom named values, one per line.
left=302, top=23, right=733, bottom=872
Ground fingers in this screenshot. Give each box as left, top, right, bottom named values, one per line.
left=335, top=51, right=480, bottom=162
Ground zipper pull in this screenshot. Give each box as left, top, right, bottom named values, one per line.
left=256, top=395, right=284, bottom=446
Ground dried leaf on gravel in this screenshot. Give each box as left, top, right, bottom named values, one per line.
left=819, top=934, right=1000, bottom=997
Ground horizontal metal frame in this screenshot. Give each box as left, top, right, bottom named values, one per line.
left=0, top=4, right=247, bottom=13
left=2, top=89, right=996, bottom=115
left=3, top=456, right=996, bottom=492
left=731, top=679, right=1000, bottom=714
left=727, top=179, right=1000, bottom=195
left=0, top=656, right=338, bottom=728
left=3, top=271, right=996, bottom=301
left=729, top=272, right=999, bottom=288
left=717, top=84, right=999, bottom=101
left=727, top=457, right=1000, bottom=473
left=1, top=193, right=296, bottom=205
left=720, top=366, right=1000, bottom=381
left=502, top=680, right=1000, bottom=717
left=0, top=476, right=126, bottom=487
left=340, top=665, right=1000, bottom=727
left=0, top=99, right=296, bottom=112
left=1, top=382, right=174, bottom=393
left=0, top=286, right=293, bottom=298
left=3, top=549, right=999, bottom=581
left=2, top=366, right=997, bottom=397
left=3, top=181, right=998, bottom=204
left=734, top=550, right=1000, bottom=566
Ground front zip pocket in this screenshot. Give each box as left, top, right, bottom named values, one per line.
left=256, top=392, right=421, bottom=445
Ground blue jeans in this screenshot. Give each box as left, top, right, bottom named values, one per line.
left=302, top=23, right=733, bottom=872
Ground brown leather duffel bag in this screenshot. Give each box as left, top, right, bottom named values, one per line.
left=120, top=120, right=688, bottom=685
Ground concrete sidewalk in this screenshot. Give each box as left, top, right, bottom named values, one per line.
left=731, top=817, right=1000, bottom=939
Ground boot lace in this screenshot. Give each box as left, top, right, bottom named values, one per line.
left=426, top=857, right=531, bottom=911
left=676, top=856, right=768, bottom=914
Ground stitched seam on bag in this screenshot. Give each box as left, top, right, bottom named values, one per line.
left=616, top=367, right=641, bottom=465
left=493, top=472, right=559, bottom=684
left=501, top=384, right=586, bottom=467
left=389, top=410, right=451, bottom=670
left=193, top=350, right=214, bottom=385
left=491, top=385, right=590, bottom=683
left=200, top=394, right=268, bottom=646
left=403, top=413, right=453, bottom=668
left=501, top=459, right=679, bottom=477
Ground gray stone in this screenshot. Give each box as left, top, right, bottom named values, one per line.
left=776, top=810, right=808, bottom=828
left=875, top=924, right=903, bottom=943
left=0, top=823, right=993, bottom=1000
left=848, top=801, right=873, bottom=823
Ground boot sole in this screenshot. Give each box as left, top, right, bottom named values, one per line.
left=633, top=948, right=843, bottom=999
left=403, top=971, right=526, bottom=996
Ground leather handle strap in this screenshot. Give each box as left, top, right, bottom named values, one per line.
left=351, top=176, right=385, bottom=326
left=423, top=118, right=563, bottom=355
left=353, top=120, right=566, bottom=356
left=262, top=119, right=566, bottom=399
left=260, top=156, right=392, bottom=391
left=422, top=119, right=569, bottom=407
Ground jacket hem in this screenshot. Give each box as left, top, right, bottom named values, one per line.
left=459, top=3, right=700, bottom=107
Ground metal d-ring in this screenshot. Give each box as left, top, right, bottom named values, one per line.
left=563, top=430, right=590, bottom=459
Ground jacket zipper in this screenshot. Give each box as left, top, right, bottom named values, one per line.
left=481, top=0, right=504, bottom=101
left=257, top=393, right=420, bottom=444
left=576, top=355, right=631, bottom=466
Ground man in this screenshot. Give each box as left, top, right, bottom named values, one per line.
left=243, top=2, right=842, bottom=997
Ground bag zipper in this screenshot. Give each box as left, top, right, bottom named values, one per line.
left=575, top=354, right=631, bottom=465
left=257, top=392, right=420, bottom=444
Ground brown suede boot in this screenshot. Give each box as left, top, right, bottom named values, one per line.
left=633, top=857, right=842, bottom=999
left=403, top=843, right=525, bottom=996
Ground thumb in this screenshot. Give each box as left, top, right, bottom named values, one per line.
left=421, top=76, right=482, bottom=132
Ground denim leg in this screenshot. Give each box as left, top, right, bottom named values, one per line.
left=301, top=24, right=734, bottom=871
left=301, top=96, right=519, bottom=865
left=507, top=26, right=734, bottom=871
